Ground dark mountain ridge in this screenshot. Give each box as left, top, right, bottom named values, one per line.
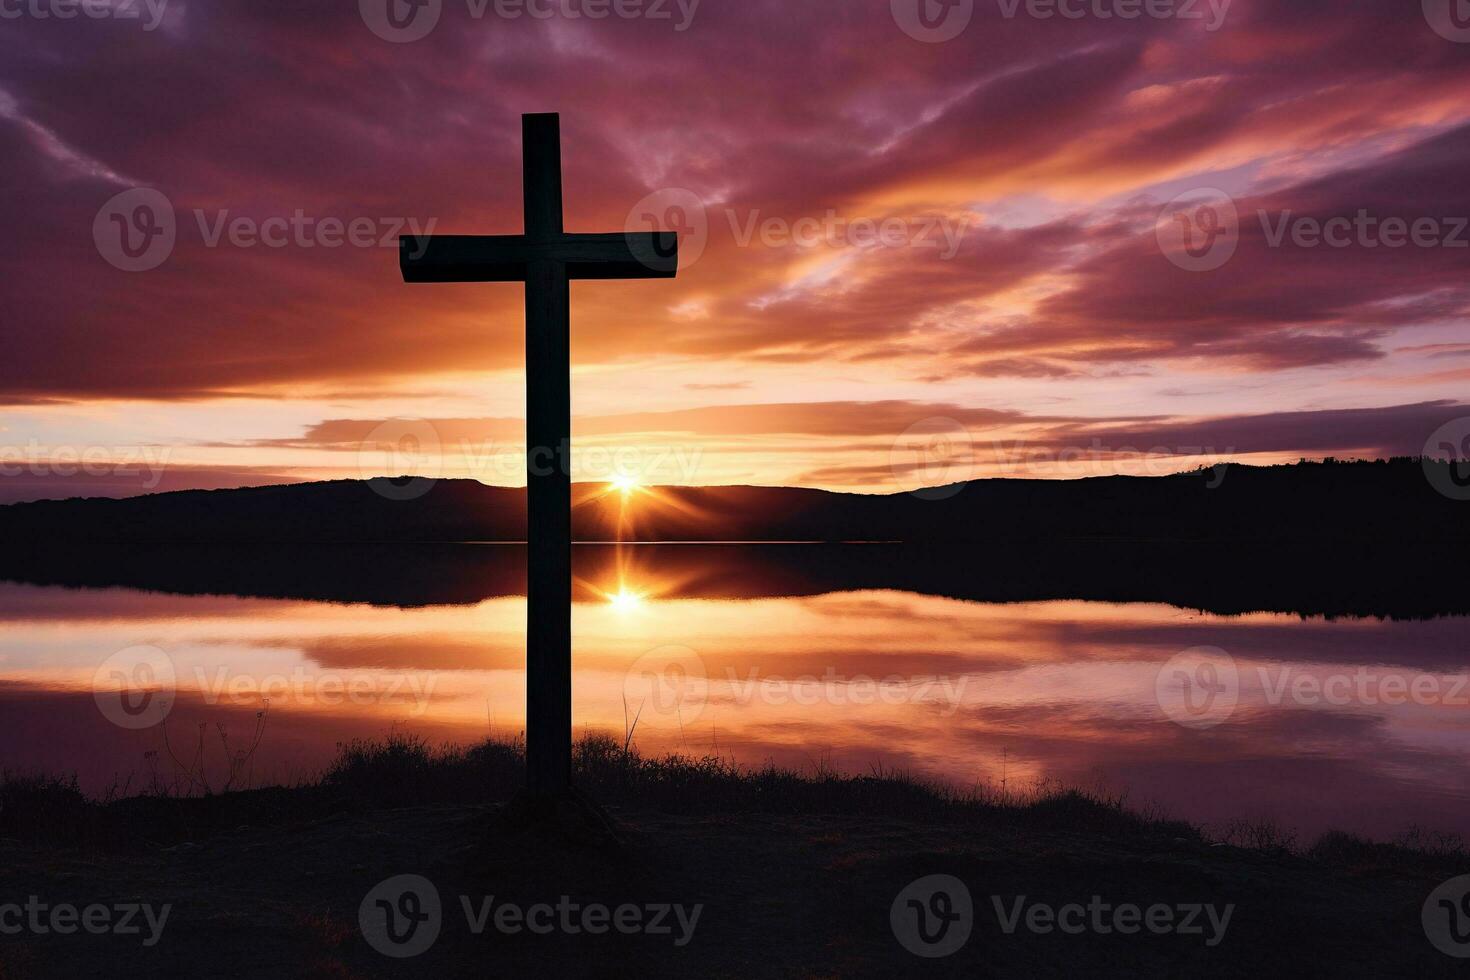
left=0, top=460, right=1465, bottom=618
left=1, top=459, right=1464, bottom=545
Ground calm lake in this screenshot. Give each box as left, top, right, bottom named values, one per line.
left=1, top=544, right=1466, bottom=841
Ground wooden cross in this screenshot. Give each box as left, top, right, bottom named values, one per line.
left=400, top=113, right=678, bottom=796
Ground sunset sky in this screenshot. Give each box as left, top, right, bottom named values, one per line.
left=3, top=0, right=1470, bottom=500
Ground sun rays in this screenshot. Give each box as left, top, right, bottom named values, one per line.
left=579, top=477, right=666, bottom=612
left=572, top=477, right=721, bottom=612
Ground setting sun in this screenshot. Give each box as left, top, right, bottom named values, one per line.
left=607, top=587, right=646, bottom=612
left=610, top=474, right=642, bottom=496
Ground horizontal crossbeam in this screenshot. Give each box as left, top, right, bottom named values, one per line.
left=400, top=232, right=678, bottom=283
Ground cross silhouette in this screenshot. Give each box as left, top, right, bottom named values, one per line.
left=400, top=113, right=678, bottom=796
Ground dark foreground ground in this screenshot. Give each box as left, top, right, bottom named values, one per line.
left=1, top=736, right=1466, bottom=978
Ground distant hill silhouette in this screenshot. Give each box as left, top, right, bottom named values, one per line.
left=0, top=459, right=1465, bottom=545
left=0, top=460, right=1465, bottom=619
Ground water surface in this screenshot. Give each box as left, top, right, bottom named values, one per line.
left=1, top=545, right=1466, bottom=840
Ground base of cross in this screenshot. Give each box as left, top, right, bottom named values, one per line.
left=492, top=786, right=622, bottom=848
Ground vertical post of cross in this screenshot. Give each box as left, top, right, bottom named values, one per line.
left=398, top=112, right=677, bottom=807
left=522, top=113, right=573, bottom=795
